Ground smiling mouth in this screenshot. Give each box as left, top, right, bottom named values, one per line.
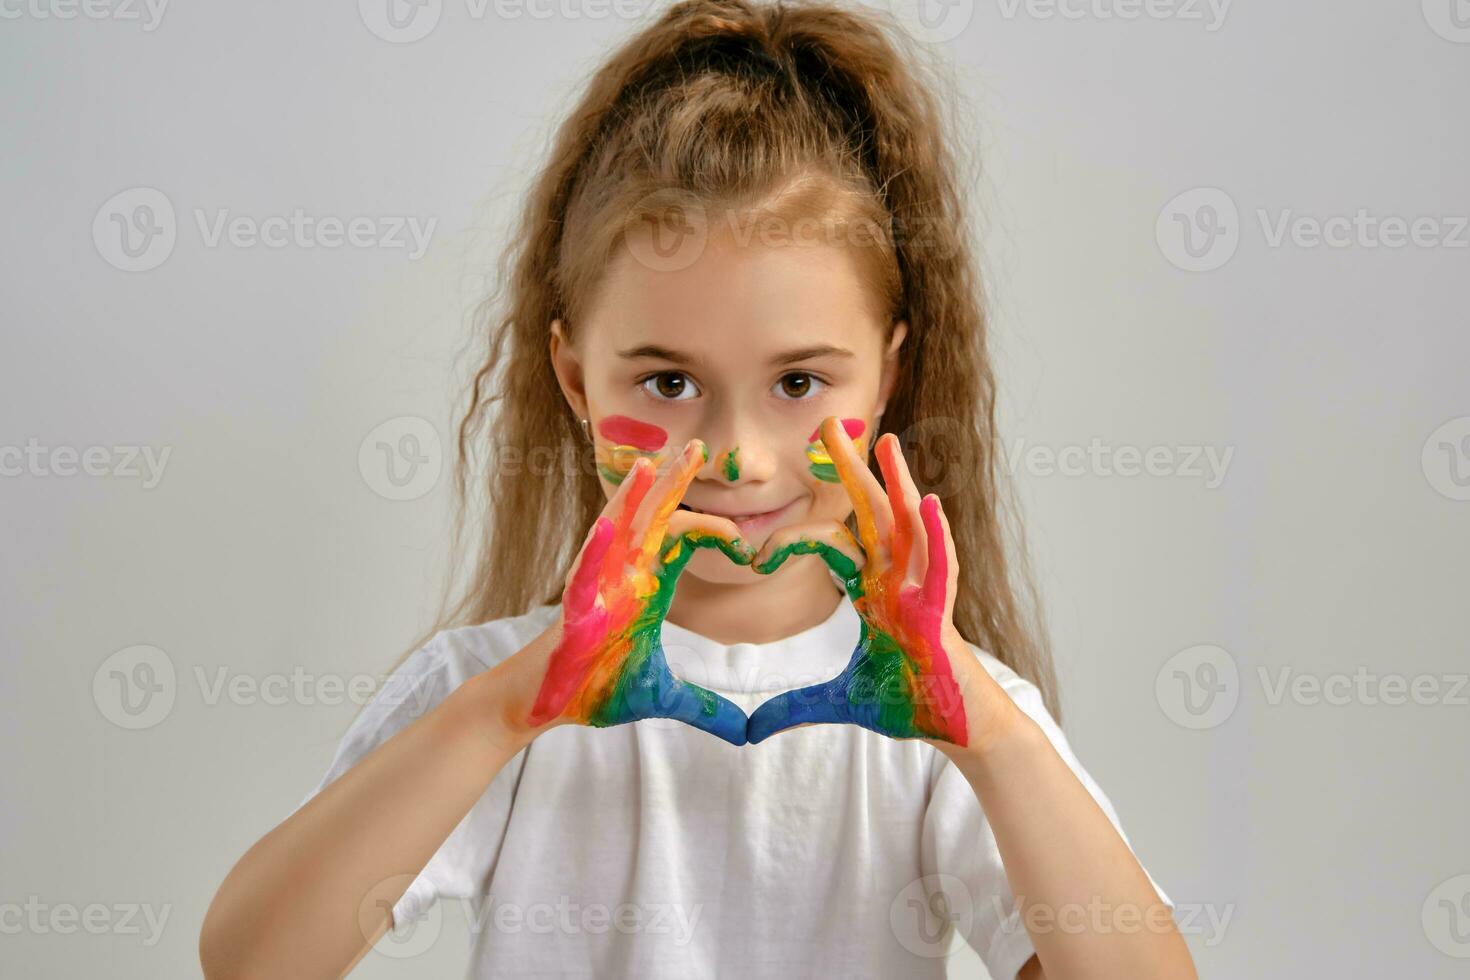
left=677, top=501, right=790, bottom=523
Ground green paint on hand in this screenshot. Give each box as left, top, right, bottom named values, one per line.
left=754, top=536, right=862, bottom=599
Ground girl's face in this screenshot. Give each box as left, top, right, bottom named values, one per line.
left=550, top=225, right=906, bottom=586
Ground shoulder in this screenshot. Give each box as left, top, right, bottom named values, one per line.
left=294, top=602, right=561, bottom=813
left=375, top=602, right=561, bottom=701
left=430, top=601, right=562, bottom=674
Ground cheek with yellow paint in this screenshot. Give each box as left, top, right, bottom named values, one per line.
left=595, top=415, right=670, bottom=485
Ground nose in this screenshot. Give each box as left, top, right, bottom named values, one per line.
left=697, top=408, right=776, bottom=486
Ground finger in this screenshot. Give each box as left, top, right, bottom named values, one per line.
left=746, top=681, right=846, bottom=743
left=565, top=516, right=615, bottom=614
left=919, top=493, right=959, bottom=624
left=661, top=509, right=757, bottom=572
left=820, top=415, right=891, bottom=565
left=605, top=455, right=658, bottom=560
left=875, top=433, right=925, bottom=582
left=752, top=520, right=864, bottom=586
left=654, top=680, right=750, bottom=746
left=633, top=439, right=705, bottom=565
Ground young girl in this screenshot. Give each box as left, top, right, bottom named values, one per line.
left=201, top=1, right=1194, bottom=977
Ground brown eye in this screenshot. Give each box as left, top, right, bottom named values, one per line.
left=640, top=371, right=698, bottom=401
left=775, top=372, right=825, bottom=400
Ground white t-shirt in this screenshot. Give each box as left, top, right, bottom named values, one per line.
left=296, top=592, right=1170, bottom=979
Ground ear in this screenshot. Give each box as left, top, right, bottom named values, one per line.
left=548, top=319, right=590, bottom=420
left=875, top=319, right=908, bottom=417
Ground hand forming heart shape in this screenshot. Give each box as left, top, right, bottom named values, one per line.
left=526, top=440, right=756, bottom=746
left=526, top=418, right=978, bottom=750
left=745, top=416, right=972, bottom=747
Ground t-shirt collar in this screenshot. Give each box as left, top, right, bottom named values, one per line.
left=658, top=591, right=861, bottom=694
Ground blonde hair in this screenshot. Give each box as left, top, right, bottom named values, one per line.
left=385, top=0, right=1058, bottom=719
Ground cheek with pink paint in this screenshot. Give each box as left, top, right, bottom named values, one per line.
left=595, top=415, right=669, bottom=485
left=805, top=417, right=867, bottom=483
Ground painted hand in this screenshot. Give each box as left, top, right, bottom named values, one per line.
left=746, top=416, right=977, bottom=747
left=526, top=439, right=756, bottom=745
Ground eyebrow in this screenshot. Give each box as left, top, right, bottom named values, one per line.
left=616, top=343, right=855, bottom=367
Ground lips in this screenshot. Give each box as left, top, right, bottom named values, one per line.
left=677, top=499, right=795, bottom=534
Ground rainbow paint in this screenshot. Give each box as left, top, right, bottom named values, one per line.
left=528, top=445, right=755, bottom=744
left=595, top=415, right=669, bottom=485
left=749, top=417, right=969, bottom=746
left=806, top=417, right=867, bottom=482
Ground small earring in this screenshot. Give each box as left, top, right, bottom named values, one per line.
left=579, top=417, right=592, bottom=443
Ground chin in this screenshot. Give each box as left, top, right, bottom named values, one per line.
left=679, top=511, right=798, bottom=583
left=681, top=548, right=758, bottom=585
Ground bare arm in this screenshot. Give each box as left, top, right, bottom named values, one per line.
left=198, top=626, right=554, bottom=980
left=749, top=421, right=1196, bottom=980
left=200, top=439, right=743, bottom=979
left=938, top=698, right=1197, bottom=980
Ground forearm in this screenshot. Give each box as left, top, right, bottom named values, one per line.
left=941, top=705, right=1196, bottom=980
left=199, top=659, right=537, bottom=979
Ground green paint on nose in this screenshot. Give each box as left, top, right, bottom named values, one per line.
left=721, top=447, right=740, bottom=481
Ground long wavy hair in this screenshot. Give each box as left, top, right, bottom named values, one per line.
left=379, top=0, right=1058, bottom=720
